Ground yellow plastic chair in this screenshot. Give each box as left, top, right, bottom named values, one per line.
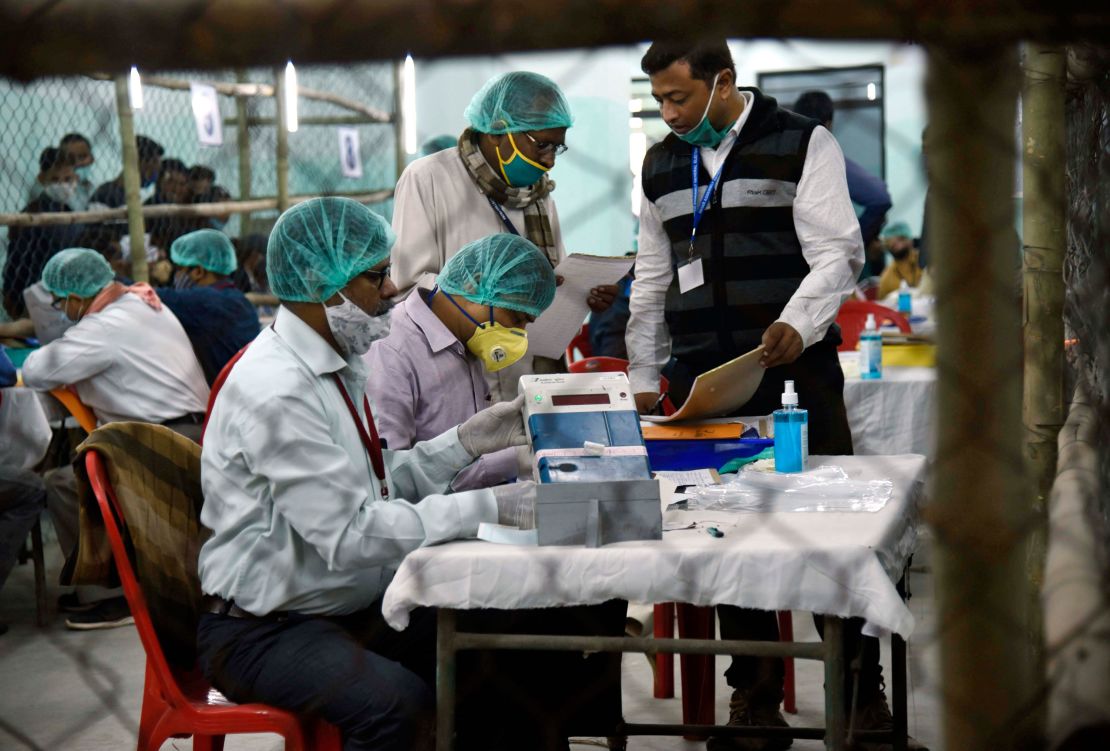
left=49, top=387, right=97, bottom=433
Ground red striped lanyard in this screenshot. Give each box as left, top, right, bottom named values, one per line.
left=330, top=373, right=389, bottom=499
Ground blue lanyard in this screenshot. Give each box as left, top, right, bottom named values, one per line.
left=487, top=197, right=520, bottom=236
left=689, top=148, right=725, bottom=259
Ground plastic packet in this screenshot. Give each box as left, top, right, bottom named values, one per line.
left=685, top=464, right=893, bottom=513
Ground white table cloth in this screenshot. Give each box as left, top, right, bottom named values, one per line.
left=0, top=387, right=53, bottom=469
left=840, top=356, right=937, bottom=456
left=383, top=454, right=926, bottom=638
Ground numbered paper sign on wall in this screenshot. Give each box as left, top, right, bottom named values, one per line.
left=190, top=83, right=223, bottom=146
left=337, top=127, right=362, bottom=178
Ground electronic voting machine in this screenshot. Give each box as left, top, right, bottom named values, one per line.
left=518, top=372, right=660, bottom=546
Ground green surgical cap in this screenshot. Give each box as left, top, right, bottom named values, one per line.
left=170, top=229, right=238, bottom=276
left=437, top=233, right=556, bottom=318
left=42, top=248, right=114, bottom=299
left=464, top=72, right=574, bottom=134
left=881, top=221, right=913, bottom=239
left=267, top=197, right=396, bottom=303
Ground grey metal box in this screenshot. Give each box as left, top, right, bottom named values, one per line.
left=535, top=479, right=662, bottom=547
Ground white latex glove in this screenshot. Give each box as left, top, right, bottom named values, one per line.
left=491, top=481, right=537, bottom=529
left=457, top=394, right=528, bottom=458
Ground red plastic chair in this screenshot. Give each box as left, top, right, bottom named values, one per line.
left=564, top=323, right=592, bottom=364
left=84, top=449, right=342, bottom=751
left=200, top=344, right=250, bottom=445
left=835, top=299, right=911, bottom=352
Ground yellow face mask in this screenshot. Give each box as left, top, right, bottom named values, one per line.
left=441, top=289, right=529, bottom=371
left=496, top=132, right=550, bottom=187
left=466, top=320, right=529, bottom=372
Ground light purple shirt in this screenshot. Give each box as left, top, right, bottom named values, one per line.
left=364, top=290, right=517, bottom=491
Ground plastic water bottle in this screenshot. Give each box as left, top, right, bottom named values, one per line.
left=773, top=380, right=809, bottom=473
left=897, top=280, right=912, bottom=315
left=859, top=313, right=883, bottom=380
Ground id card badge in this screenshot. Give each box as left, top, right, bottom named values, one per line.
left=677, top=258, right=705, bottom=294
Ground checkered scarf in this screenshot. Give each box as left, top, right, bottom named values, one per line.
left=457, top=129, right=559, bottom=265
left=69, top=422, right=208, bottom=667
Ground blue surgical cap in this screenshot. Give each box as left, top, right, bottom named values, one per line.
left=881, top=221, right=913, bottom=239
left=42, top=248, right=114, bottom=299
left=170, top=229, right=237, bottom=276
left=437, top=234, right=556, bottom=318
left=267, top=197, right=395, bottom=303
left=464, top=72, right=574, bottom=134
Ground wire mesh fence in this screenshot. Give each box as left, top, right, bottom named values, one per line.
left=0, top=62, right=397, bottom=320
left=0, top=32, right=1108, bottom=751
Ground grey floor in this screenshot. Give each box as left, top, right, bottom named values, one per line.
left=0, top=528, right=942, bottom=751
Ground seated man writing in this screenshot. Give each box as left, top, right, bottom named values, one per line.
left=157, top=229, right=261, bottom=384
left=195, top=197, right=534, bottom=751
left=22, top=247, right=209, bottom=629
left=365, top=232, right=555, bottom=491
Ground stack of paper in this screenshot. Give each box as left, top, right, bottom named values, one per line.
left=526, top=253, right=636, bottom=359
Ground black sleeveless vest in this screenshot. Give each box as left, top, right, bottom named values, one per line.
left=641, top=87, right=839, bottom=368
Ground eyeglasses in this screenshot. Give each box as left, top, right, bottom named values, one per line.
left=361, top=265, right=392, bottom=290
left=521, top=132, right=568, bottom=157
left=50, top=297, right=66, bottom=311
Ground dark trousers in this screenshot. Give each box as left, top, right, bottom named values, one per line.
left=197, top=600, right=626, bottom=751
left=668, top=341, right=883, bottom=707
left=196, top=604, right=437, bottom=751
left=0, top=466, right=47, bottom=592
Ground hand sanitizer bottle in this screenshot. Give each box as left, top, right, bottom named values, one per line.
left=897, top=280, right=913, bottom=315
left=859, top=313, right=883, bottom=380
left=773, top=380, right=808, bottom=473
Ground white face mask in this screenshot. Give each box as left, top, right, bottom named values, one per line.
left=44, top=181, right=77, bottom=206
left=323, top=294, right=392, bottom=356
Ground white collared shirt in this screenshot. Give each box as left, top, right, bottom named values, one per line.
left=21, top=294, right=208, bottom=424
left=198, top=306, right=496, bottom=616
left=627, top=92, right=864, bottom=394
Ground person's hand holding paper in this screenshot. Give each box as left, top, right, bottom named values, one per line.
left=760, top=322, right=804, bottom=368
left=640, top=346, right=766, bottom=423
left=525, top=254, right=634, bottom=359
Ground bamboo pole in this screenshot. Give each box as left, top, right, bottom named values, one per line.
left=1021, top=43, right=1066, bottom=500
left=926, top=43, right=1039, bottom=750
left=4, top=1, right=1109, bottom=80
left=114, top=75, right=148, bottom=283
left=235, top=69, right=254, bottom=236
left=0, top=190, right=394, bottom=228
left=88, top=73, right=392, bottom=123
left=1020, top=43, right=1066, bottom=744
left=274, top=66, right=291, bottom=214
left=224, top=115, right=381, bottom=127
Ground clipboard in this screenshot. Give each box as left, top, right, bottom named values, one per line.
left=642, top=346, right=765, bottom=424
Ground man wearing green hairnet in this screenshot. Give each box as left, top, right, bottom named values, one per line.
left=391, top=71, right=620, bottom=396
left=366, top=232, right=555, bottom=491
left=196, top=198, right=538, bottom=751
left=876, top=222, right=921, bottom=300
left=156, top=229, right=260, bottom=384
left=22, top=247, right=209, bottom=629
left=367, top=232, right=627, bottom=750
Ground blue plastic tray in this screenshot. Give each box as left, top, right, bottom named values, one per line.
left=645, top=438, right=774, bottom=472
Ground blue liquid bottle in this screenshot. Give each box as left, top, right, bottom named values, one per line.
left=859, top=313, right=883, bottom=380
left=897, top=280, right=913, bottom=315
left=773, top=380, right=809, bottom=473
